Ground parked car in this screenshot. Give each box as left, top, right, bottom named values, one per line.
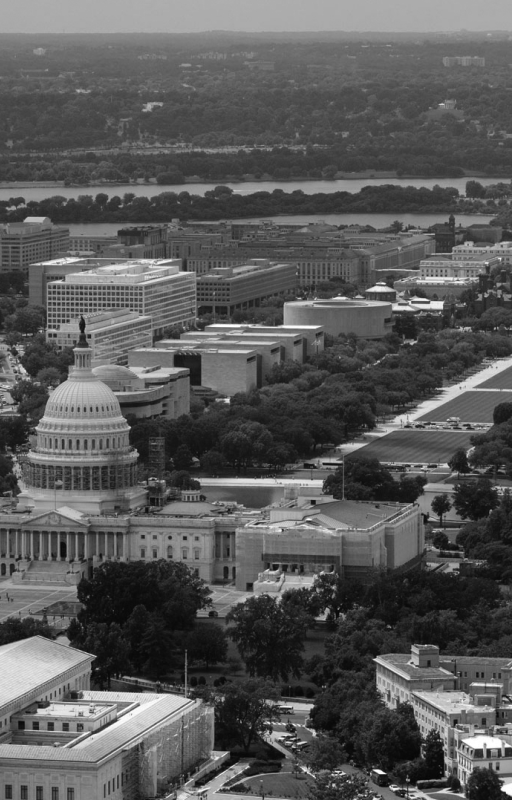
left=388, top=786, right=406, bottom=797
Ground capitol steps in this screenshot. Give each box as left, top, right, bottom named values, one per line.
left=15, top=560, right=83, bottom=586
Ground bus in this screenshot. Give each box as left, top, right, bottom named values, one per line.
left=370, top=769, right=389, bottom=786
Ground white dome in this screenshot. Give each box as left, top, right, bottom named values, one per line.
left=92, top=364, right=139, bottom=383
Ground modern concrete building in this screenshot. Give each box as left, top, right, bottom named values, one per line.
left=0, top=636, right=214, bottom=800
left=93, top=363, right=190, bottom=420
left=46, top=310, right=153, bottom=365
left=0, top=217, right=69, bottom=274
left=46, top=260, right=195, bottom=337
left=130, top=322, right=324, bottom=395
left=284, top=297, right=393, bottom=339
left=196, top=260, right=297, bottom=316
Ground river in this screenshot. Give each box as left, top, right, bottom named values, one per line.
left=0, top=175, right=508, bottom=202
left=66, top=212, right=495, bottom=237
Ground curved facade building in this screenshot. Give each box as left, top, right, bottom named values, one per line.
left=22, top=333, right=146, bottom=515
left=284, top=297, right=393, bottom=339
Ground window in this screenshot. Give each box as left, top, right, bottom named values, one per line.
left=33, top=721, right=39, bottom=730
left=5, top=787, right=12, bottom=800
left=140, top=548, right=146, bottom=559
left=21, top=789, right=28, bottom=800
left=47, top=722, right=54, bottom=731
left=152, top=549, right=158, bottom=559
left=52, top=790, right=59, bottom=800
left=153, top=535, right=157, bottom=540
left=77, top=723, right=84, bottom=732
left=17, top=721, right=25, bottom=730
left=63, top=722, right=69, bottom=731
left=183, top=535, right=188, bottom=541
left=66, top=791, right=74, bottom=800
left=36, top=788, right=43, bottom=800
left=194, top=549, right=200, bottom=560
left=182, top=548, right=188, bottom=559
left=140, top=535, right=146, bottom=540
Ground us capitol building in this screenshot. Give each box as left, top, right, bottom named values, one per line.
left=0, top=324, right=424, bottom=590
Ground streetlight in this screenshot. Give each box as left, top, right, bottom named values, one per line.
left=406, top=774, right=410, bottom=798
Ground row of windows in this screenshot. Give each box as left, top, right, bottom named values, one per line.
left=42, top=437, right=122, bottom=451
left=5, top=788, right=73, bottom=800
left=140, top=534, right=200, bottom=541
left=17, top=720, right=81, bottom=733
left=140, top=546, right=201, bottom=560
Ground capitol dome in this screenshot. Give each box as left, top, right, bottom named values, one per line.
left=22, top=327, right=147, bottom=515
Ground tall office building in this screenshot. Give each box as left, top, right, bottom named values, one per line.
left=46, top=260, right=196, bottom=337
left=0, top=217, right=69, bottom=274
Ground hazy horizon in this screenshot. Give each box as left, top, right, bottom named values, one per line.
left=3, top=0, right=512, bottom=35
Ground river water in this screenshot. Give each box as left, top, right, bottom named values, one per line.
left=0, top=175, right=507, bottom=202
left=66, top=212, right=495, bottom=237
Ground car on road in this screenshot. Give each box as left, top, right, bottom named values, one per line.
left=388, top=786, right=406, bottom=797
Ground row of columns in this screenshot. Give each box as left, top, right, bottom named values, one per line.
left=0, top=529, right=128, bottom=562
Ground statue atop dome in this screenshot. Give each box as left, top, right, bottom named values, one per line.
left=78, top=315, right=88, bottom=348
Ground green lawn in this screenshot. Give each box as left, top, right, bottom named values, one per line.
left=418, top=390, right=506, bottom=423
left=476, top=366, right=512, bottom=390
left=242, top=770, right=314, bottom=798
left=346, top=430, right=474, bottom=464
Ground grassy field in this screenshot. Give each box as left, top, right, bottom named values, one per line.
left=346, top=430, right=474, bottom=464
left=418, top=390, right=506, bottom=423
left=242, top=771, right=314, bottom=798
left=476, top=366, right=512, bottom=390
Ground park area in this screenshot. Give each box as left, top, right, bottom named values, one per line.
left=347, top=430, right=474, bottom=465
left=476, top=365, right=512, bottom=390
left=418, top=390, right=506, bottom=423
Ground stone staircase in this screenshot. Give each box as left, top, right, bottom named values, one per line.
left=13, top=560, right=84, bottom=586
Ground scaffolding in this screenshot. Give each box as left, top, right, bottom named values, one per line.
left=138, top=700, right=214, bottom=798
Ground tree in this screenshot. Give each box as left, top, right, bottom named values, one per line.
left=493, top=401, right=512, bottom=425
left=226, top=594, right=310, bottom=681
left=423, top=729, right=444, bottom=778
left=452, top=479, right=499, bottom=520
left=82, top=622, right=131, bottom=688
left=448, top=448, right=471, bottom=477
left=308, top=771, right=373, bottom=800
left=358, top=703, right=422, bottom=771
left=466, top=767, right=505, bottom=800
left=432, top=530, right=450, bottom=550
left=311, top=573, right=364, bottom=623
left=77, top=560, right=211, bottom=630
left=431, top=494, right=452, bottom=526
left=186, top=623, right=228, bottom=667
left=306, top=735, right=347, bottom=771
left=215, top=678, right=280, bottom=753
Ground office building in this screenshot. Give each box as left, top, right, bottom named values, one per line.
left=93, top=363, right=190, bottom=420
left=0, top=217, right=69, bottom=274
left=196, top=260, right=297, bottom=316
left=47, top=310, right=153, bottom=365
left=46, top=261, right=196, bottom=337
left=0, top=636, right=214, bottom=800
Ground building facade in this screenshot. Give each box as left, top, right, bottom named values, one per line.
left=0, top=637, right=214, bottom=800
left=284, top=297, right=393, bottom=339
left=46, top=261, right=195, bottom=337
left=0, top=217, right=69, bottom=274
left=46, top=310, right=153, bottom=365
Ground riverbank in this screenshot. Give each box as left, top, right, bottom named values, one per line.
left=0, top=171, right=510, bottom=191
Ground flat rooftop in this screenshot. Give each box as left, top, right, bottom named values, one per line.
left=413, top=690, right=496, bottom=715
